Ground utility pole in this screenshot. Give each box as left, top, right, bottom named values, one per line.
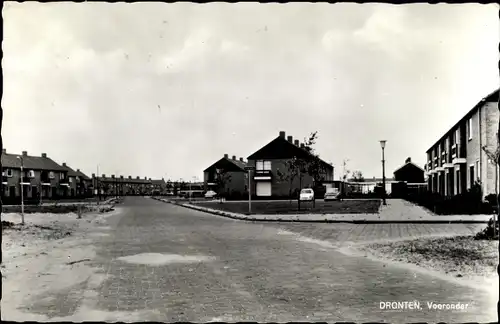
left=16, top=156, right=25, bottom=224
left=380, top=140, right=387, bottom=206
left=245, top=166, right=255, bottom=214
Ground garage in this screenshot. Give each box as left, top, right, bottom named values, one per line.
left=256, top=182, right=272, bottom=197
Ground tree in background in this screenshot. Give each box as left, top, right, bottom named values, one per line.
left=481, top=136, right=500, bottom=239
left=351, top=170, right=365, bottom=182
left=277, top=157, right=302, bottom=204
left=214, top=168, right=231, bottom=203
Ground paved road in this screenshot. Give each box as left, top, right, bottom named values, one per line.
left=29, top=197, right=497, bottom=322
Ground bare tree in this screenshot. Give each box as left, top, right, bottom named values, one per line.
left=214, top=168, right=231, bottom=203
left=276, top=159, right=299, bottom=204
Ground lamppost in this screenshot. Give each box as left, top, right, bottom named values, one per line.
left=380, top=140, right=387, bottom=206
left=16, top=156, right=25, bottom=224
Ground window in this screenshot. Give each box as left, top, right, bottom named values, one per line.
left=453, top=129, right=459, bottom=145
left=69, top=177, right=74, bottom=183
left=28, top=170, right=35, bottom=178
left=256, top=160, right=272, bottom=171
left=476, top=161, right=480, bottom=181
left=60, top=172, right=65, bottom=180
left=469, top=165, right=475, bottom=188
left=6, top=169, right=13, bottom=177
left=49, top=171, right=55, bottom=179
left=467, top=118, right=473, bottom=140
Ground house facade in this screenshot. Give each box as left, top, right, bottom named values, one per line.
left=1, top=149, right=68, bottom=202
left=92, top=174, right=154, bottom=196
left=61, top=163, right=92, bottom=198
left=246, top=131, right=334, bottom=198
left=393, top=157, right=425, bottom=184
left=203, top=154, right=247, bottom=198
left=425, top=89, right=499, bottom=198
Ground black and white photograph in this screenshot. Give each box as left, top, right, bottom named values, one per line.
left=1, top=2, right=499, bottom=322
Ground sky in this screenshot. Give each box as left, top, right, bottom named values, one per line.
left=2, top=2, right=499, bottom=182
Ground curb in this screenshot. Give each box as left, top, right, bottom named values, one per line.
left=150, top=197, right=491, bottom=224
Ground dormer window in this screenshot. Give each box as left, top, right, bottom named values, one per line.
left=6, top=169, right=13, bottom=177
left=49, top=171, right=55, bottom=179
left=28, top=170, right=35, bottom=178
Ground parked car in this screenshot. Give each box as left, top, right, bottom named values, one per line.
left=324, top=188, right=340, bottom=201
left=204, top=190, right=217, bottom=199
left=299, top=188, right=315, bottom=201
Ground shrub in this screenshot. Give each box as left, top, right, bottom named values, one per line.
left=474, top=217, right=500, bottom=240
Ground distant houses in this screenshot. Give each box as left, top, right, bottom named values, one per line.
left=1, top=148, right=164, bottom=202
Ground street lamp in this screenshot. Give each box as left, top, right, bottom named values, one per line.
left=380, top=140, right=387, bottom=206
left=16, top=156, right=25, bottom=224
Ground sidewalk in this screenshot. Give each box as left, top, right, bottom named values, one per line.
left=151, top=197, right=492, bottom=224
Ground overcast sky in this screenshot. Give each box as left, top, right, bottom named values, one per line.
left=3, top=2, right=499, bottom=181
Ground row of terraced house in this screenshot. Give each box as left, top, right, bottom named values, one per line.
left=203, top=131, right=336, bottom=199
left=425, top=88, right=500, bottom=198
left=1, top=149, right=167, bottom=203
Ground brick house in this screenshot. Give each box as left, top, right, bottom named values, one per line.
left=92, top=174, right=153, bottom=196
left=203, top=154, right=248, bottom=198
left=60, top=162, right=92, bottom=197
left=425, top=89, right=499, bottom=198
left=152, top=179, right=167, bottom=195
left=246, top=131, right=334, bottom=198
left=1, top=149, right=68, bottom=202
left=393, top=157, right=425, bottom=183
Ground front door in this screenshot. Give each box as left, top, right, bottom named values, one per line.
left=9, top=186, right=15, bottom=197
left=256, top=182, right=272, bottom=197
left=32, top=186, right=38, bottom=200
left=52, top=187, right=57, bottom=198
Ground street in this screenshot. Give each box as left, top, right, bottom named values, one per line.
left=7, top=197, right=496, bottom=322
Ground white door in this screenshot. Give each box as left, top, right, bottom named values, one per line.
left=256, top=182, right=272, bottom=197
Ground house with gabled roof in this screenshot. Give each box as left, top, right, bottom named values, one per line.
left=393, top=157, right=425, bottom=184
left=246, top=131, right=334, bottom=198
left=203, top=154, right=248, bottom=198
left=1, top=149, right=68, bottom=201
left=60, top=162, right=93, bottom=197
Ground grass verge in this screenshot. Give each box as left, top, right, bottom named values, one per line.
left=356, top=235, right=498, bottom=279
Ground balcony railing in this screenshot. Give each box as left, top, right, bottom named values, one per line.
left=59, top=178, right=69, bottom=184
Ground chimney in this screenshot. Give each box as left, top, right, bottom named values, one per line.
left=129, top=176, right=132, bottom=179
left=136, top=176, right=139, bottom=179
left=149, top=178, right=152, bottom=180
left=102, top=174, right=106, bottom=178
left=62, top=163, right=67, bottom=167
left=92, top=173, right=95, bottom=177
left=232, top=155, right=236, bottom=160
left=111, top=175, right=115, bottom=178
left=22, top=151, right=27, bottom=156
left=300, top=143, right=305, bottom=149
left=279, top=131, right=286, bottom=138
left=239, top=157, right=244, bottom=162
left=287, top=135, right=293, bottom=143
left=224, top=154, right=229, bottom=159
left=405, top=157, right=412, bottom=164
left=2, top=148, right=5, bottom=153
left=294, top=140, right=299, bottom=146
left=41, top=153, right=47, bottom=158
left=77, top=169, right=80, bottom=172
left=120, top=175, right=124, bottom=179
left=145, top=176, right=147, bottom=180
